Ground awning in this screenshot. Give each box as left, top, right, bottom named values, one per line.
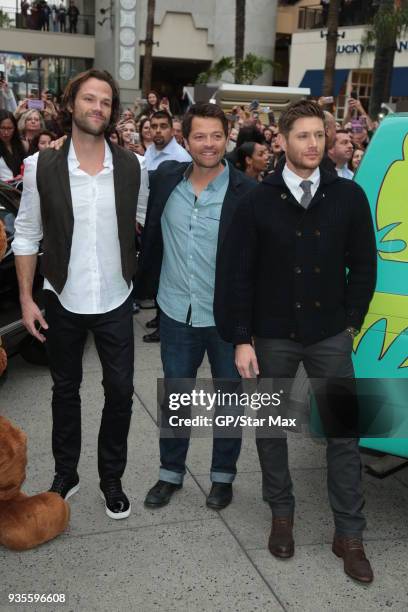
left=299, top=69, right=349, bottom=97
left=391, top=67, right=408, bottom=97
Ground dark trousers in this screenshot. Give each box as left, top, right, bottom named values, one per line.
left=44, top=291, right=134, bottom=481
left=254, top=331, right=366, bottom=537
left=159, top=311, right=242, bottom=484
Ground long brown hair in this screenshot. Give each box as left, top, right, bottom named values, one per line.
left=59, top=69, right=121, bottom=134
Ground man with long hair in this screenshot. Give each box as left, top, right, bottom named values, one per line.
left=12, top=69, right=141, bottom=519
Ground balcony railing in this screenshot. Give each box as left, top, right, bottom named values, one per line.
left=298, top=4, right=377, bottom=30
left=0, top=6, right=95, bottom=35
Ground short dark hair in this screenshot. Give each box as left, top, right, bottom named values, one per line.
left=182, top=103, right=228, bottom=139
left=236, top=125, right=264, bottom=148
left=59, top=69, right=120, bottom=134
left=278, top=100, right=325, bottom=136
left=335, top=129, right=351, bottom=137
left=150, top=110, right=173, bottom=127
left=236, top=142, right=256, bottom=171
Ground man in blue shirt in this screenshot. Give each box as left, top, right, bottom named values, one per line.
left=136, top=103, right=256, bottom=510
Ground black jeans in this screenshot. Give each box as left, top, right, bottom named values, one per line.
left=44, top=291, right=134, bottom=481
left=254, top=331, right=366, bottom=538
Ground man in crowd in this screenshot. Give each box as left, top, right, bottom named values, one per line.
left=221, top=100, right=377, bottom=583
left=67, top=0, right=79, bottom=33
left=328, top=129, right=354, bottom=178
left=142, top=109, right=191, bottom=343
left=172, top=117, right=184, bottom=146
left=12, top=69, right=141, bottom=520
left=136, top=103, right=256, bottom=510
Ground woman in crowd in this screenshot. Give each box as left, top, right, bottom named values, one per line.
left=139, top=116, right=153, bottom=151
left=0, top=110, right=26, bottom=182
left=236, top=141, right=269, bottom=182
left=28, top=129, right=56, bottom=155
left=142, top=90, right=161, bottom=117
left=349, top=145, right=365, bottom=173
left=17, top=109, right=45, bottom=152
left=120, top=119, right=145, bottom=155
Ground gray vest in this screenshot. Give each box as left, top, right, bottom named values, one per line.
left=36, top=136, right=140, bottom=294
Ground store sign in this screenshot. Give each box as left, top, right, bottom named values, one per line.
left=337, top=41, right=408, bottom=54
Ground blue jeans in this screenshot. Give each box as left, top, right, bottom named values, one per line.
left=159, top=311, right=242, bottom=485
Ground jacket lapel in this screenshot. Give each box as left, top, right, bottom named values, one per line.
left=55, top=135, right=74, bottom=230
left=217, top=163, right=248, bottom=251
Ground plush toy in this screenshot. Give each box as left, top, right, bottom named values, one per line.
left=0, top=220, right=8, bottom=375
left=0, top=416, right=70, bottom=550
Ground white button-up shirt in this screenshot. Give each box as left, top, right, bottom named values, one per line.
left=143, top=137, right=191, bottom=171
left=282, top=164, right=321, bottom=203
left=12, top=141, right=132, bottom=314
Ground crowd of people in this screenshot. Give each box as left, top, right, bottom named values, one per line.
left=6, top=68, right=378, bottom=586
left=18, top=0, right=80, bottom=33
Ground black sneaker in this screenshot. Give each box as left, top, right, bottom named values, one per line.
left=49, top=473, right=80, bottom=500
left=100, top=478, right=131, bottom=519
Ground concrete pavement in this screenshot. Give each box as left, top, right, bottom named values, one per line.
left=1, top=309, right=408, bottom=611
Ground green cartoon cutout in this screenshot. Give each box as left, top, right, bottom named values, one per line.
left=376, top=134, right=408, bottom=263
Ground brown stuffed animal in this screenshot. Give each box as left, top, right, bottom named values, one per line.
left=0, top=220, right=8, bottom=375
left=0, top=416, right=70, bottom=550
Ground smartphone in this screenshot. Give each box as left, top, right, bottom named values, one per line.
left=28, top=99, right=45, bottom=111
left=350, top=91, right=358, bottom=100
left=322, top=96, right=334, bottom=104
left=130, top=132, right=140, bottom=145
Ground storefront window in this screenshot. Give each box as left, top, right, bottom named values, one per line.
left=336, top=70, right=373, bottom=120
left=1, top=52, right=92, bottom=100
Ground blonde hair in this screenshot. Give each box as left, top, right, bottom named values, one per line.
left=17, top=109, right=45, bottom=134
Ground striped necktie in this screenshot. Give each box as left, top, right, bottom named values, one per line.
left=300, top=180, right=313, bottom=209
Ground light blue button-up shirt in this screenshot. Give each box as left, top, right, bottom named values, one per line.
left=157, top=162, right=230, bottom=327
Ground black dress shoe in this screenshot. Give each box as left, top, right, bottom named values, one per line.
left=206, top=483, right=233, bottom=510
left=100, top=478, right=131, bottom=520
left=49, top=473, right=80, bottom=500
left=143, top=329, right=160, bottom=343
left=146, top=315, right=158, bottom=329
left=144, top=480, right=182, bottom=508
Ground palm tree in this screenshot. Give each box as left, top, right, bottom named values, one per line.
left=142, top=0, right=156, bottom=96
left=235, top=0, right=246, bottom=83
left=368, top=0, right=408, bottom=119
left=322, top=0, right=341, bottom=97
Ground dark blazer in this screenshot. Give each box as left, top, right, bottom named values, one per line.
left=36, top=135, right=140, bottom=294
left=135, top=160, right=257, bottom=324
left=217, top=164, right=377, bottom=346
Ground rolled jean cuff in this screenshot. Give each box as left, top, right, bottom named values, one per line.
left=159, top=468, right=184, bottom=485
left=268, top=503, right=295, bottom=516
left=334, top=528, right=364, bottom=539
left=210, top=471, right=235, bottom=484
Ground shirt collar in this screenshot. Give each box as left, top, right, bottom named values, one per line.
left=282, top=163, right=320, bottom=188
left=153, top=137, right=178, bottom=157
left=68, top=139, right=113, bottom=171
left=182, top=159, right=229, bottom=191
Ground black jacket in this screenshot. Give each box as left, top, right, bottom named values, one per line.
left=36, top=136, right=140, bottom=294
left=135, top=160, right=257, bottom=324
left=218, top=164, right=377, bottom=346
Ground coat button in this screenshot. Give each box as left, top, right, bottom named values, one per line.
left=290, top=332, right=296, bottom=339
left=294, top=266, right=302, bottom=274
left=295, top=302, right=302, bottom=309
left=314, top=266, right=320, bottom=273
left=281, top=193, right=287, bottom=199
left=315, top=301, right=321, bottom=308
left=296, top=230, right=302, bottom=237
left=315, top=229, right=320, bottom=236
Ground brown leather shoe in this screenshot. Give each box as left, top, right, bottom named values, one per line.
left=332, top=535, right=374, bottom=583
left=268, top=516, right=294, bottom=559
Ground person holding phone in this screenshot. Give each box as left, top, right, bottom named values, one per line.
left=17, top=109, right=45, bottom=153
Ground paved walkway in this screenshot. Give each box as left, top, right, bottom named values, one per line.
left=1, top=310, right=408, bottom=611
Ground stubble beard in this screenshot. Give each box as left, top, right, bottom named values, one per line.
left=72, top=113, right=108, bottom=137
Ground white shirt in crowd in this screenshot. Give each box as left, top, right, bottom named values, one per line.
left=282, top=164, right=320, bottom=203
left=336, top=164, right=354, bottom=180
left=12, top=140, right=136, bottom=315
left=143, top=136, right=191, bottom=171
left=135, top=152, right=149, bottom=226
left=0, top=156, right=14, bottom=181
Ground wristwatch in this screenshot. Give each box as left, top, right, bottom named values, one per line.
left=345, top=326, right=359, bottom=338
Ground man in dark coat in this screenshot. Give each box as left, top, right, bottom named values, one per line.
left=220, top=100, right=377, bottom=583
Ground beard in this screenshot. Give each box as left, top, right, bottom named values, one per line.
left=72, top=112, right=109, bottom=136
